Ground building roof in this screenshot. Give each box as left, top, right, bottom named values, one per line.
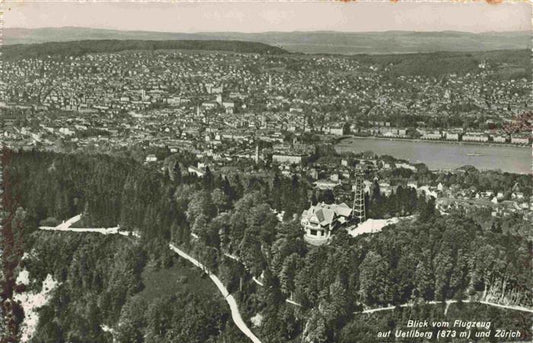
left=302, top=202, right=352, bottom=227
left=335, top=202, right=352, bottom=217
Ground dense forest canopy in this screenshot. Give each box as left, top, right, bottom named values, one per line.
left=2, top=38, right=528, bottom=80
left=25, top=233, right=249, bottom=343
left=349, top=49, right=531, bottom=79
left=2, top=150, right=532, bottom=343
left=1, top=39, right=289, bottom=60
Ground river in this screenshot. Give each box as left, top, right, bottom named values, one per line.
left=335, top=137, right=531, bottom=174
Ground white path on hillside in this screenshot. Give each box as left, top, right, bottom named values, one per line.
left=286, top=299, right=302, bottom=307
left=118, top=231, right=141, bottom=238
left=223, top=253, right=264, bottom=287
left=170, top=244, right=262, bottom=343
left=39, top=214, right=123, bottom=235
left=360, top=299, right=533, bottom=315
left=42, top=216, right=533, bottom=337
left=37, top=218, right=262, bottom=343
left=477, top=300, right=533, bottom=313
left=61, top=214, right=82, bottom=228
left=40, top=226, right=121, bottom=235
left=39, top=214, right=82, bottom=231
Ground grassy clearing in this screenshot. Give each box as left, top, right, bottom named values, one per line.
left=136, top=256, right=218, bottom=303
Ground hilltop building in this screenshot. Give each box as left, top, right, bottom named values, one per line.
left=301, top=202, right=352, bottom=245
left=302, top=174, right=366, bottom=245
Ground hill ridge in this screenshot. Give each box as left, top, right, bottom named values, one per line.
left=0, top=39, right=289, bottom=59
left=4, top=27, right=530, bottom=55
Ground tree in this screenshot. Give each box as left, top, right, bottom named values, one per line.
left=239, top=232, right=265, bottom=277
left=342, top=122, right=351, bottom=135
left=192, top=214, right=208, bottom=239
left=419, top=196, right=436, bottom=222
left=302, top=309, right=328, bottom=343
left=247, top=203, right=278, bottom=245
left=202, top=166, right=214, bottom=191
left=280, top=253, right=303, bottom=295
left=310, top=192, right=318, bottom=206
left=221, top=176, right=236, bottom=204
left=186, top=191, right=215, bottom=223
left=359, top=251, right=390, bottom=305
left=172, top=161, right=182, bottom=184
left=414, top=259, right=435, bottom=300
left=369, top=180, right=383, bottom=217
left=145, top=296, right=173, bottom=341
left=321, top=189, right=335, bottom=205
left=211, top=188, right=228, bottom=215
left=271, top=174, right=282, bottom=210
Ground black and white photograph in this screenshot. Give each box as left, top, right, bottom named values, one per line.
left=1, top=1, right=531, bottom=342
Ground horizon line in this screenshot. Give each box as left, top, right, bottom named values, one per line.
left=5, top=26, right=531, bottom=35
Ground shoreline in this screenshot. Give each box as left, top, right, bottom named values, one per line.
left=336, top=135, right=531, bottom=149
left=333, top=134, right=531, bottom=175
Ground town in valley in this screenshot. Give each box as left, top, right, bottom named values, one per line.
left=1, top=3, right=532, bottom=343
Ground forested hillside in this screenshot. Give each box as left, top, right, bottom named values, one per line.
left=349, top=49, right=530, bottom=79
left=3, top=150, right=531, bottom=342
left=5, top=28, right=529, bottom=54
left=23, top=233, right=247, bottom=343
left=1, top=39, right=288, bottom=60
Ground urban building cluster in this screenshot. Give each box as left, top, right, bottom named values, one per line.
left=1, top=49, right=531, bottom=235
left=2, top=50, right=530, bottom=150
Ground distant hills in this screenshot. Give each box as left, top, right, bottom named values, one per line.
left=4, top=27, right=531, bottom=55
left=1, top=39, right=288, bottom=59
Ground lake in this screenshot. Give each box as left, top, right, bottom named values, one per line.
left=335, top=137, right=531, bottom=174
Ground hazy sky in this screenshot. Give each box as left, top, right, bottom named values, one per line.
left=4, top=1, right=531, bottom=33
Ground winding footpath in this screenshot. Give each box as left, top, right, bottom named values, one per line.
left=38, top=215, right=262, bottom=343
left=223, top=253, right=265, bottom=287
left=361, top=300, right=533, bottom=315
left=169, top=244, right=262, bottom=343
left=39, top=214, right=533, bottom=341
